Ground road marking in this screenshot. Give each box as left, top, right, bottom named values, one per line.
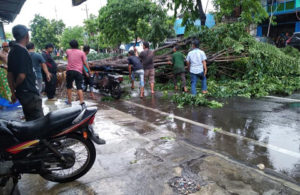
left=265, top=96, right=300, bottom=103
left=123, top=100, right=300, bottom=159
left=103, top=104, right=300, bottom=191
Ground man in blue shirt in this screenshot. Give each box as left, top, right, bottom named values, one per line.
left=26, top=42, right=51, bottom=94
left=186, top=40, right=208, bottom=95
left=128, top=50, right=144, bottom=98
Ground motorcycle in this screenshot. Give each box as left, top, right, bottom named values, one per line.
left=90, top=66, right=123, bottom=99
left=0, top=103, right=105, bottom=194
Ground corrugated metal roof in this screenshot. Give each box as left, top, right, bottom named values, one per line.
left=0, top=0, right=26, bottom=23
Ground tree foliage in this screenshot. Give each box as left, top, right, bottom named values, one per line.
left=97, top=0, right=174, bottom=47
left=84, top=15, right=110, bottom=50
left=212, top=0, right=268, bottom=24
left=5, top=32, right=13, bottom=40
left=160, top=0, right=207, bottom=30
left=60, top=26, right=85, bottom=49
left=30, top=15, right=65, bottom=49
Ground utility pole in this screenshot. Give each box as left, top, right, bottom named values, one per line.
left=205, top=0, right=210, bottom=14
left=54, top=6, right=58, bottom=20
left=82, top=4, right=89, bottom=19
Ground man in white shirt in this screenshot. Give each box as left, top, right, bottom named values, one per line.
left=186, top=40, right=208, bottom=95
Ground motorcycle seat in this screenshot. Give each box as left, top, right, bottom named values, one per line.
left=7, top=106, right=82, bottom=141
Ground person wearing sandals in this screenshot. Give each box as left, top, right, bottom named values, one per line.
left=139, top=41, right=155, bottom=94
left=128, top=50, right=144, bottom=98
left=186, top=40, right=208, bottom=95
left=169, top=46, right=188, bottom=92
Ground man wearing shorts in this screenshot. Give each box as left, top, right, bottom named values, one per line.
left=139, top=41, right=155, bottom=94
left=128, top=50, right=144, bottom=98
left=66, top=40, right=91, bottom=104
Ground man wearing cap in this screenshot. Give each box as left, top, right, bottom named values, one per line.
left=7, top=25, right=44, bottom=121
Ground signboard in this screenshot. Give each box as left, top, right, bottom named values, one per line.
left=72, top=0, right=87, bottom=6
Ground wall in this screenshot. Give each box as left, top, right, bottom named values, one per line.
left=296, top=0, right=300, bottom=8
left=0, top=22, right=5, bottom=43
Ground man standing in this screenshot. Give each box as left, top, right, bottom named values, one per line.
left=7, top=25, right=44, bottom=121
left=128, top=50, right=144, bottom=98
left=169, top=46, right=187, bottom=92
left=83, top=45, right=95, bottom=100
left=186, top=40, right=208, bottom=95
left=66, top=40, right=90, bottom=105
left=26, top=42, right=51, bottom=94
left=139, top=41, right=155, bottom=94
left=42, top=43, right=57, bottom=100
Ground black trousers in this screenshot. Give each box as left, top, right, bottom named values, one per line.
left=16, top=92, right=44, bottom=121
left=45, top=73, right=57, bottom=99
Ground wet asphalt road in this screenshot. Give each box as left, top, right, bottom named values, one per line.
left=105, top=91, right=300, bottom=184
left=0, top=90, right=299, bottom=190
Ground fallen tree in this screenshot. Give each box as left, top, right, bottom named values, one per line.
left=57, top=22, right=300, bottom=100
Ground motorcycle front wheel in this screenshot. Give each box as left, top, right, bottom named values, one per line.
left=40, top=134, right=96, bottom=183
left=110, top=83, right=122, bottom=99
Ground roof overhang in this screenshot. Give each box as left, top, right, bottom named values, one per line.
left=0, top=0, right=26, bottom=23
left=72, top=0, right=87, bottom=6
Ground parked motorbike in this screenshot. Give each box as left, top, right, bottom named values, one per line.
left=90, top=66, right=123, bottom=99
left=0, top=104, right=105, bottom=194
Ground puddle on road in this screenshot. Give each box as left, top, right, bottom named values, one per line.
left=105, top=94, right=300, bottom=183
left=1, top=93, right=299, bottom=183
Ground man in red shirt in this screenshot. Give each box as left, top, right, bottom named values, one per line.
left=66, top=40, right=91, bottom=104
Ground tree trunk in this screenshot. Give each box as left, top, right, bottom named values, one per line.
left=196, top=0, right=206, bottom=26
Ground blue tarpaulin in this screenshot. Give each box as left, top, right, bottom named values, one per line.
left=0, top=97, right=20, bottom=108
left=174, top=14, right=216, bottom=36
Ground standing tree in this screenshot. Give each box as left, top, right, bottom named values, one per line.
left=60, top=26, right=85, bottom=49
left=160, top=0, right=207, bottom=30
left=30, top=15, right=65, bottom=49
left=97, top=0, right=173, bottom=48
left=212, top=0, right=268, bottom=25
left=84, top=15, right=110, bottom=51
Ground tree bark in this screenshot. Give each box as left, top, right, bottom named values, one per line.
left=196, top=0, right=206, bottom=26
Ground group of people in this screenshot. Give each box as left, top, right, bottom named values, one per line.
left=128, top=40, right=208, bottom=97
left=1, top=24, right=94, bottom=121
left=1, top=24, right=208, bottom=121
left=275, top=32, right=290, bottom=48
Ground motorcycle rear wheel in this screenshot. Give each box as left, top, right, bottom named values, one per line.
left=110, top=83, right=121, bottom=99
left=40, top=134, right=96, bottom=183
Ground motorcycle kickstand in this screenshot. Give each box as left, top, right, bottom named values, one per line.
left=10, top=175, right=20, bottom=195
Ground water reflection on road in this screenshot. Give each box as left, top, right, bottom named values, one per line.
left=105, top=94, right=300, bottom=183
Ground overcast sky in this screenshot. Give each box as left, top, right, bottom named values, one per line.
left=4, top=0, right=214, bottom=33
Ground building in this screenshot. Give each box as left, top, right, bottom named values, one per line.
left=174, top=14, right=216, bottom=36
left=257, top=0, right=300, bottom=38
left=0, top=0, right=27, bottom=43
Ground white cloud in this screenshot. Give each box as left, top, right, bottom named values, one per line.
left=4, top=0, right=214, bottom=33
left=4, top=0, right=107, bottom=33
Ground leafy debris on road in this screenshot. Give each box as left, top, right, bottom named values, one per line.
left=160, top=136, right=175, bottom=141
left=168, top=176, right=201, bottom=194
